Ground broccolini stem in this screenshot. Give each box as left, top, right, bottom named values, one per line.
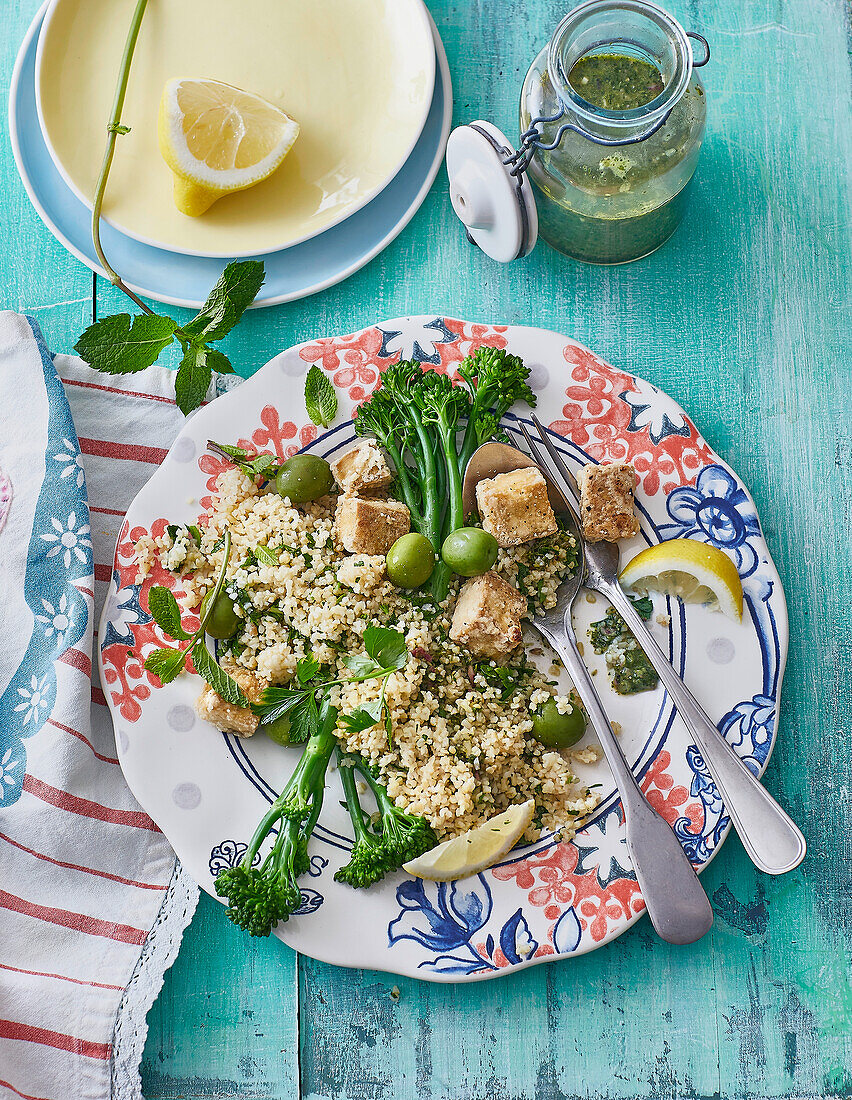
left=409, top=411, right=440, bottom=553
left=337, top=753, right=373, bottom=846
left=242, top=702, right=338, bottom=867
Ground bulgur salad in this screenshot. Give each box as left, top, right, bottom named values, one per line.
left=135, top=349, right=640, bottom=938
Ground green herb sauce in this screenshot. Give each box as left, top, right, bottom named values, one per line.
left=568, top=53, right=664, bottom=112
left=589, top=597, right=659, bottom=696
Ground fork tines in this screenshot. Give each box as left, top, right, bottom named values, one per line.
left=516, top=419, right=582, bottom=518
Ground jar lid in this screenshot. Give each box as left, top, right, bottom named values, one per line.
left=445, top=122, right=538, bottom=263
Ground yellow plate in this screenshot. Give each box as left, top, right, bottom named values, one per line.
left=36, top=0, right=435, bottom=257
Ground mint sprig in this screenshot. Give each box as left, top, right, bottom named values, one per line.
left=75, top=261, right=264, bottom=415
left=207, top=441, right=280, bottom=481
left=143, top=529, right=249, bottom=706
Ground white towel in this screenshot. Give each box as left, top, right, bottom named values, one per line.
left=0, top=312, right=207, bottom=1100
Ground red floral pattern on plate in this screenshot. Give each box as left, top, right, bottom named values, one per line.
left=493, top=832, right=646, bottom=944
left=548, top=344, right=715, bottom=496
left=101, top=519, right=200, bottom=723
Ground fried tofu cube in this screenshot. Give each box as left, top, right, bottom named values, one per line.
left=475, top=467, right=558, bottom=548
left=194, top=661, right=265, bottom=737
left=577, top=463, right=639, bottom=542
left=331, top=440, right=393, bottom=495
left=336, top=496, right=410, bottom=555
left=449, top=572, right=527, bottom=662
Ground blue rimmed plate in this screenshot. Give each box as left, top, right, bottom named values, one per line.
left=98, top=318, right=788, bottom=981
left=10, top=4, right=452, bottom=308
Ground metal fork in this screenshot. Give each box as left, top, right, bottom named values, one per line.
left=464, top=442, right=714, bottom=945
left=521, top=414, right=806, bottom=876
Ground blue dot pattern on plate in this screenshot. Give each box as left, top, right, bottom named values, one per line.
left=172, top=782, right=202, bottom=809
left=167, top=705, right=196, bottom=732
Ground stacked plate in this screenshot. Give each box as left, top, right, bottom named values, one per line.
left=10, top=0, right=452, bottom=307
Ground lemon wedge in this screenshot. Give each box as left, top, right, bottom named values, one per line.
left=619, top=538, right=743, bottom=621
left=402, top=800, right=536, bottom=882
left=158, top=78, right=300, bottom=216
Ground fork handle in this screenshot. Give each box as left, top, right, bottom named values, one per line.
left=602, top=581, right=806, bottom=875
left=534, top=618, right=713, bottom=946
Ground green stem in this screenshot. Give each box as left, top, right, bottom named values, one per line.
left=196, top=529, right=231, bottom=636
left=91, top=0, right=154, bottom=314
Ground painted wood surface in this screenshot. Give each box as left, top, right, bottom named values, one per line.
left=2, top=0, right=851, bottom=1096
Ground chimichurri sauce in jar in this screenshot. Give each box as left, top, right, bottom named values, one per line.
left=568, top=52, right=664, bottom=110
left=519, top=2, right=708, bottom=264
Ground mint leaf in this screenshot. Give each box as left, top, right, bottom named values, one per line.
left=147, top=585, right=191, bottom=640
left=191, top=641, right=250, bottom=706
left=363, top=625, right=408, bottom=672
left=255, top=544, right=279, bottom=567
left=75, top=313, right=177, bottom=374
left=175, top=345, right=213, bottom=415
left=205, top=348, right=235, bottom=375
left=180, top=260, right=265, bottom=343
left=144, top=646, right=188, bottom=684
left=304, top=365, right=338, bottom=428
left=207, top=441, right=279, bottom=480
left=296, top=655, right=320, bottom=684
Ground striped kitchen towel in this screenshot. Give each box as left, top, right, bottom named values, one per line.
left=0, top=311, right=213, bottom=1100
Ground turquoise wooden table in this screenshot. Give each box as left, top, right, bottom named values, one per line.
left=2, top=0, right=851, bottom=1096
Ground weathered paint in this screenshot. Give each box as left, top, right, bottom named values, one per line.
left=1, top=0, right=850, bottom=1096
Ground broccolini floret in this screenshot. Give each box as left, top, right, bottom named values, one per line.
left=215, top=702, right=338, bottom=936
left=334, top=752, right=437, bottom=887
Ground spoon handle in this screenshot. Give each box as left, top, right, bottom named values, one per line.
left=604, top=581, right=806, bottom=875
left=533, top=615, right=713, bottom=946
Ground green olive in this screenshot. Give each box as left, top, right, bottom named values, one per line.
left=386, top=533, right=436, bottom=588
left=262, top=714, right=292, bottom=745
left=200, top=587, right=241, bottom=640
left=274, top=454, right=333, bottom=504
left=531, top=699, right=586, bottom=749
left=441, top=527, right=499, bottom=577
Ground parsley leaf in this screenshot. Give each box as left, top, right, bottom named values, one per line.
left=304, top=365, right=338, bottom=428
left=343, top=653, right=380, bottom=679
left=288, top=692, right=319, bottom=744
left=341, top=697, right=384, bottom=734
left=144, top=646, right=188, bottom=684
left=190, top=641, right=249, bottom=706
left=180, top=260, right=265, bottom=343
left=147, top=585, right=192, bottom=640
left=363, top=626, right=408, bottom=672
left=296, top=655, right=320, bottom=684
left=75, top=313, right=177, bottom=374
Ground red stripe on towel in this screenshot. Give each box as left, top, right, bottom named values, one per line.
left=0, top=891, right=147, bottom=946
left=0, top=833, right=163, bottom=891
left=0, top=1019, right=111, bottom=1061
left=78, top=438, right=168, bottom=465
left=47, top=719, right=119, bottom=765
left=21, top=775, right=158, bottom=831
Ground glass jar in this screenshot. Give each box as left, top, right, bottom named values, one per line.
left=519, top=0, right=707, bottom=264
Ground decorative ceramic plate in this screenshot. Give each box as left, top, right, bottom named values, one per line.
left=98, top=318, right=787, bottom=982
left=36, top=0, right=435, bottom=257
left=10, top=5, right=452, bottom=308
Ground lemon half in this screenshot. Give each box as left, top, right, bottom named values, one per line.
left=158, top=78, right=300, bottom=216
left=402, top=800, right=536, bottom=882
left=619, top=538, right=743, bottom=621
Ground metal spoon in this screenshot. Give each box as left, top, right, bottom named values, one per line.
left=464, top=442, right=714, bottom=945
